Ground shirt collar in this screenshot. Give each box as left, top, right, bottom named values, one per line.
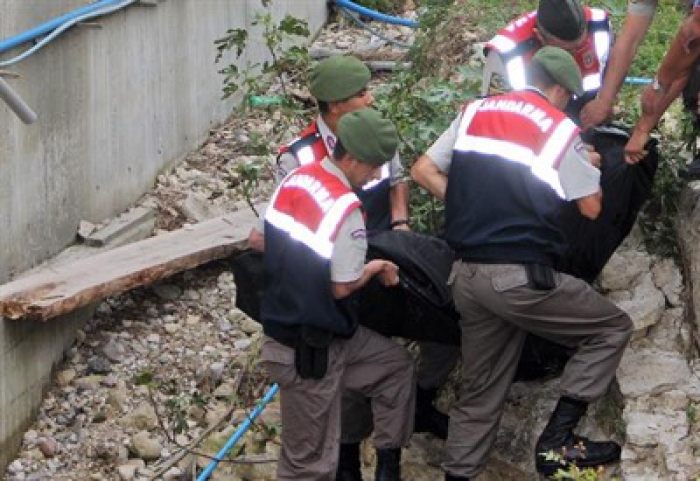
left=320, top=157, right=352, bottom=189
left=316, top=115, right=337, bottom=155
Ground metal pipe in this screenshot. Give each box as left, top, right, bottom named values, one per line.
left=0, top=76, right=36, bottom=124
left=0, top=0, right=124, bottom=54
left=196, top=383, right=280, bottom=481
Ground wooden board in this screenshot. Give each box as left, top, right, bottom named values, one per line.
left=0, top=208, right=260, bottom=322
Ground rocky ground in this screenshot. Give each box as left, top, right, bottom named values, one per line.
left=5, top=4, right=700, bottom=481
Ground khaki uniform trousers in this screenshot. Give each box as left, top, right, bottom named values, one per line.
left=341, top=340, right=460, bottom=443
left=443, top=262, right=632, bottom=479
left=261, top=325, right=416, bottom=481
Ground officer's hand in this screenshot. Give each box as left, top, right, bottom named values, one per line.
left=624, top=129, right=649, bottom=164
left=377, top=261, right=400, bottom=287
left=580, top=98, right=612, bottom=130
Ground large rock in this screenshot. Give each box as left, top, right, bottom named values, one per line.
left=651, top=258, right=684, bottom=307
left=118, top=401, right=158, bottom=430
left=600, top=250, right=651, bottom=292
left=129, top=431, right=162, bottom=461
left=617, top=349, right=692, bottom=397
left=613, top=273, right=665, bottom=336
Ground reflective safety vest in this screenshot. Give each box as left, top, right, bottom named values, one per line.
left=445, top=89, right=581, bottom=267
left=485, top=7, right=612, bottom=93
left=279, top=121, right=393, bottom=231
left=261, top=161, right=363, bottom=340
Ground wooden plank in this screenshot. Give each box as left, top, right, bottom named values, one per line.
left=0, top=207, right=261, bottom=322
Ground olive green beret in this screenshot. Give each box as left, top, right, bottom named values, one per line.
left=309, top=56, right=371, bottom=102
left=337, top=108, right=398, bottom=167
left=532, top=46, right=584, bottom=96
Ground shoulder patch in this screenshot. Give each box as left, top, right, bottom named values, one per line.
left=350, top=228, right=367, bottom=240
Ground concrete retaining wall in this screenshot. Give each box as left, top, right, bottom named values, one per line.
left=0, top=0, right=326, bottom=470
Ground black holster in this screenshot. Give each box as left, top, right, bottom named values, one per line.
left=526, top=263, right=556, bottom=291
left=294, top=325, right=334, bottom=380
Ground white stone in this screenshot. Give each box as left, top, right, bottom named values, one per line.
left=614, top=273, right=665, bottom=334
left=617, top=348, right=691, bottom=397
left=651, top=258, right=684, bottom=307
left=600, top=249, right=651, bottom=292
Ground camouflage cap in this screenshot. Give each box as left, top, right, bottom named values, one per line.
left=309, top=56, right=371, bottom=102
left=337, top=108, right=398, bottom=167
left=532, top=46, right=584, bottom=96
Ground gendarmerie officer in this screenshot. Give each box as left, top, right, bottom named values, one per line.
left=261, top=108, right=415, bottom=481
left=412, top=47, right=632, bottom=480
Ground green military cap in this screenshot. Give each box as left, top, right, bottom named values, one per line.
left=309, top=56, right=371, bottom=102
left=532, top=46, right=584, bottom=96
left=337, top=108, right=398, bottom=167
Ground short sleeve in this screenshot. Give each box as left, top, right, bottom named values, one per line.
left=389, top=152, right=407, bottom=186
left=557, top=138, right=601, bottom=201
left=481, top=50, right=510, bottom=96
left=276, top=151, right=300, bottom=184
left=627, top=0, right=658, bottom=17
left=425, top=115, right=462, bottom=173
left=330, top=208, right=367, bottom=283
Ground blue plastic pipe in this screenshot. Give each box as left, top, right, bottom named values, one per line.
left=197, top=383, right=280, bottom=481
left=334, top=0, right=419, bottom=28
left=625, top=76, right=652, bottom=85
left=0, top=0, right=124, bottom=54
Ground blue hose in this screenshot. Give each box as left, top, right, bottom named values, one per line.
left=197, top=383, right=280, bottom=481
left=334, top=0, right=419, bottom=28
left=625, top=76, right=652, bottom=85
left=0, top=0, right=125, bottom=54
left=0, top=0, right=136, bottom=67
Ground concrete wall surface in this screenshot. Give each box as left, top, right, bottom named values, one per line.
left=0, top=0, right=326, bottom=471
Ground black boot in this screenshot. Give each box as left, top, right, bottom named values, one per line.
left=414, top=386, right=449, bottom=440
left=535, top=397, right=621, bottom=477
left=375, top=448, right=401, bottom=481
left=445, top=473, right=470, bottom=480
left=336, top=442, right=362, bottom=481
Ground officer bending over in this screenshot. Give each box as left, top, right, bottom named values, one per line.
left=412, top=47, right=632, bottom=480
left=261, top=108, right=415, bottom=481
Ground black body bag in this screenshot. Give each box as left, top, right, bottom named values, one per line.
left=556, top=125, right=659, bottom=282
left=228, top=231, right=461, bottom=345
left=358, top=230, right=461, bottom=344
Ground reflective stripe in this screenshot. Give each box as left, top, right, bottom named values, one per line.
left=489, top=34, right=516, bottom=53
left=296, top=145, right=316, bottom=166
left=590, top=7, right=607, bottom=21
left=505, top=57, right=527, bottom=90
left=453, top=107, right=577, bottom=198
left=362, top=164, right=390, bottom=190
left=583, top=73, right=602, bottom=91
left=594, top=30, right=611, bottom=66
left=266, top=207, right=334, bottom=259
left=539, top=118, right=578, bottom=168
left=317, top=192, right=359, bottom=241
left=266, top=170, right=360, bottom=259
left=454, top=135, right=534, bottom=167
